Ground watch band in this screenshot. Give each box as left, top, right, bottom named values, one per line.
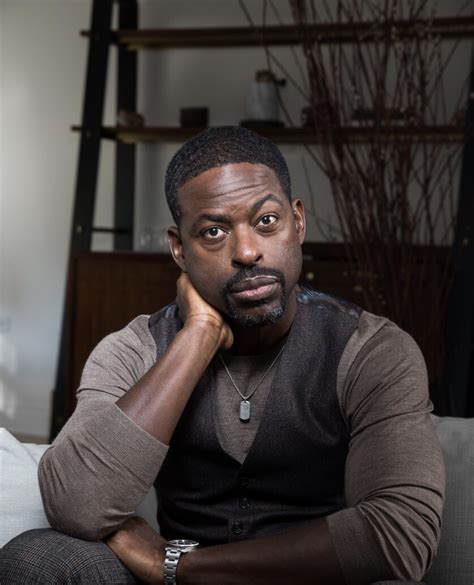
left=163, top=540, right=199, bottom=585
left=163, top=548, right=183, bottom=585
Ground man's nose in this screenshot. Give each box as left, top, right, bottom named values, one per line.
left=231, top=227, right=263, bottom=268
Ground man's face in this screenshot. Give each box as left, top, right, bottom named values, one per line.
left=169, top=163, right=306, bottom=327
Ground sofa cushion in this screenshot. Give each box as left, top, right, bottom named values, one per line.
left=425, top=415, right=474, bottom=585
left=0, top=428, right=50, bottom=547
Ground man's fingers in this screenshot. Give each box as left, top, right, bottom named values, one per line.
left=176, top=272, right=235, bottom=351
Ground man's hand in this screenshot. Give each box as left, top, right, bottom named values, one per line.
left=177, top=272, right=234, bottom=350
left=116, top=273, right=234, bottom=444
left=105, top=517, right=166, bottom=584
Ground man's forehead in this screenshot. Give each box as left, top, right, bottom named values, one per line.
left=178, top=162, right=280, bottom=194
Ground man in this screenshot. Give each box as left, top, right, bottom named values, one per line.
left=0, top=127, right=444, bottom=584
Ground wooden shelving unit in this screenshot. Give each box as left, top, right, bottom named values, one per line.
left=75, top=15, right=474, bottom=148
left=51, top=2, right=474, bottom=438
left=81, top=16, right=474, bottom=49
left=72, top=124, right=469, bottom=145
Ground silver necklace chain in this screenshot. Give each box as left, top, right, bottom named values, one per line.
left=218, top=344, right=286, bottom=422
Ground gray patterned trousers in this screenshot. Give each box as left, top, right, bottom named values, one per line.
left=0, top=529, right=426, bottom=584
left=0, top=529, right=142, bottom=584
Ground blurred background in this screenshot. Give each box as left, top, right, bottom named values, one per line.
left=0, top=0, right=472, bottom=442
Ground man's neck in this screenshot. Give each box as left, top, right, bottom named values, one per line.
left=227, top=292, right=297, bottom=355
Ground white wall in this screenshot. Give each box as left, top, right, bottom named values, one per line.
left=0, top=0, right=117, bottom=438
left=0, top=0, right=470, bottom=438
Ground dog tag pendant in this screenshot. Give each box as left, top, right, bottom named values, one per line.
left=239, top=400, right=251, bottom=422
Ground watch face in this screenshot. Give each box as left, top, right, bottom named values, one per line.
left=167, top=539, right=199, bottom=553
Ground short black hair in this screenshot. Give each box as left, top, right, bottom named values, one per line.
left=165, top=126, right=292, bottom=223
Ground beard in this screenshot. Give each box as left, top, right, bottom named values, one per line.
left=220, top=266, right=287, bottom=327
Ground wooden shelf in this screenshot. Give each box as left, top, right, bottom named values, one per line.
left=80, top=16, right=474, bottom=49
left=71, top=125, right=469, bottom=145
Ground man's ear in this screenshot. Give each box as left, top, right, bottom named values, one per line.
left=291, top=198, right=306, bottom=245
left=167, top=226, right=187, bottom=272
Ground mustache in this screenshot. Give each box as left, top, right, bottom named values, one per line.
left=220, top=267, right=285, bottom=296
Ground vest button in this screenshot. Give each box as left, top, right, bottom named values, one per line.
left=232, top=522, right=244, bottom=535
left=239, top=476, right=249, bottom=486
left=239, top=497, right=250, bottom=509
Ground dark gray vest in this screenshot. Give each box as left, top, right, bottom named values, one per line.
left=149, top=288, right=362, bottom=546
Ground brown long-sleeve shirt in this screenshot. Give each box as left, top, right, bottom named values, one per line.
left=38, top=309, right=444, bottom=584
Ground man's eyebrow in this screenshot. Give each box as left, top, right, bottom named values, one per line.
left=192, top=194, right=284, bottom=230
left=192, top=212, right=230, bottom=230
left=251, top=193, right=284, bottom=213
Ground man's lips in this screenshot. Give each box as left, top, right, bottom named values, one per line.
left=229, top=276, right=279, bottom=301
left=230, top=275, right=278, bottom=292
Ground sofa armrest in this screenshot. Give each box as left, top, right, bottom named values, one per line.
left=425, top=415, right=474, bottom=585
left=0, top=429, right=50, bottom=547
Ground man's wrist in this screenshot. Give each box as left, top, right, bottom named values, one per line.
left=175, top=546, right=197, bottom=585
left=182, top=316, right=228, bottom=350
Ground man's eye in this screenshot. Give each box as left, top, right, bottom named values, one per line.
left=258, top=214, right=278, bottom=227
left=202, top=226, right=225, bottom=239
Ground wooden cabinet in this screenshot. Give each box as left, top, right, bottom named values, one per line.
left=64, top=245, right=364, bottom=418
left=66, top=253, right=180, bottom=417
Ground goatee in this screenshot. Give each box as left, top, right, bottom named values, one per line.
left=220, top=267, right=287, bottom=327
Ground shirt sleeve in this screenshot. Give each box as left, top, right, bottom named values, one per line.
left=38, top=315, right=169, bottom=541
left=326, top=312, right=445, bottom=584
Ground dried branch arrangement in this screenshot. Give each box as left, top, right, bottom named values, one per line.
left=241, top=0, right=470, bottom=382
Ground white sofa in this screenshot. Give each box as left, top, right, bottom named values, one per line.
left=1, top=416, right=473, bottom=584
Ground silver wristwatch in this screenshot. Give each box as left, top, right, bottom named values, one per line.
left=163, top=539, right=199, bottom=585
